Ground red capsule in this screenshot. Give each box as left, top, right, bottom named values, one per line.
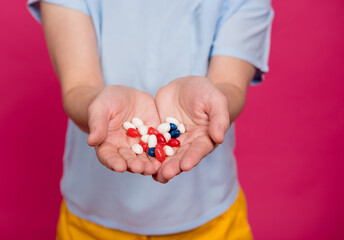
left=139, top=141, right=149, bottom=152
left=167, top=139, right=180, bottom=147
left=156, top=142, right=167, bottom=148
left=155, top=144, right=166, bottom=162
left=148, top=127, right=159, bottom=135
left=156, top=133, right=166, bottom=144
left=127, top=128, right=140, bottom=138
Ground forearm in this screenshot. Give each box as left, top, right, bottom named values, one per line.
left=63, top=85, right=103, bottom=133
left=41, top=2, right=105, bottom=132
left=207, top=56, right=256, bottom=123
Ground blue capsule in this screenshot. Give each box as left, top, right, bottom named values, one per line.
left=169, top=123, right=178, bottom=132
left=147, top=147, right=156, bottom=157
left=170, top=129, right=181, bottom=138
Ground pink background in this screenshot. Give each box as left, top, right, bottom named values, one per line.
left=1, top=0, right=343, bottom=239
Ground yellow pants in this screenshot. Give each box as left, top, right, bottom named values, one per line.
left=57, top=189, right=253, bottom=240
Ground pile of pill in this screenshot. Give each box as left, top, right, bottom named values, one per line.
left=122, top=117, right=186, bottom=162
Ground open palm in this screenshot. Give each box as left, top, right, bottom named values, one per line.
left=154, top=76, right=230, bottom=183
left=87, top=85, right=161, bottom=175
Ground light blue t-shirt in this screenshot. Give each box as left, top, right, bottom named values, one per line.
left=28, top=0, right=273, bottom=235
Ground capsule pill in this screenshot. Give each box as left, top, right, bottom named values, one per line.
left=177, top=123, right=185, bottom=134
left=165, top=117, right=180, bottom=125
left=148, top=134, right=158, bottom=148
left=163, top=132, right=171, bottom=142
left=139, top=141, right=149, bottom=152
left=167, top=138, right=180, bottom=147
left=138, top=125, right=148, bottom=135
left=155, top=144, right=166, bottom=162
left=148, top=127, right=159, bottom=135
left=170, top=129, right=181, bottom=138
left=156, top=133, right=167, bottom=144
left=147, top=147, right=156, bottom=157
left=132, top=144, right=143, bottom=154
left=127, top=128, right=140, bottom=138
left=123, top=122, right=136, bottom=130
left=141, top=134, right=150, bottom=143
left=132, top=117, right=144, bottom=128
left=157, top=123, right=170, bottom=133
left=163, top=146, right=175, bottom=157
left=170, top=123, right=178, bottom=131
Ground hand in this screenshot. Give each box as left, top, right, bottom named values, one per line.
left=87, top=85, right=161, bottom=175
left=153, top=76, right=231, bottom=183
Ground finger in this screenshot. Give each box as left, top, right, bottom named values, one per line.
left=206, top=91, right=230, bottom=144
left=179, top=136, right=214, bottom=172
left=148, top=156, right=162, bottom=173
left=131, top=92, right=161, bottom=128
left=152, top=174, right=158, bottom=182
left=137, top=154, right=157, bottom=175
left=119, top=148, right=145, bottom=174
left=87, top=102, right=110, bottom=146
left=96, top=142, right=127, bottom=172
left=142, top=113, right=161, bottom=131
left=156, top=146, right=188, bottom=183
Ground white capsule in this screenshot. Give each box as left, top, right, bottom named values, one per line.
left=123, top=121, right=136, bottom=130
left=148, top=134, right=157, bottom=148
left=163, top=132, right=171, bottom=142
left=163, top=146, right=175, bottom=157
left=178, top=123, right=186, bottom=134
left=165, top=117, right=180, bottom=125
left=132, top=144, right=143, bottom=154
left=141, top=134, right=150, bottom=143
left=138, top=125, right=148, bottom=135
left=157, top=123, right=170, bottom=133
left=132, top=117, right=144, bottom=128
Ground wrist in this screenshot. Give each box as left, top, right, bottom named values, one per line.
left=213, top=82, right=247, bottom=123
left=63, top=85, right=104, bottom=132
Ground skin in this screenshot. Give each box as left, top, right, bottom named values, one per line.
left=41, top=3, right=255, bottom=183
left=87, top=86, right=162, bottom=175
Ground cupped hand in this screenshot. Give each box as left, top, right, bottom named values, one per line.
left=153, top=76, right=231, bottom=183
left=87, top=85, right=161, bottom=175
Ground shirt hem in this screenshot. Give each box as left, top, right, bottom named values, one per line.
left=211, top=46, right=269, bottom=73
left=27, top=0, right=90, bottom=23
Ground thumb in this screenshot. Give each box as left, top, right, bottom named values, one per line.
left=87, top=103, right=110, bottom=146
left=206, top=92, right=230, bottom=144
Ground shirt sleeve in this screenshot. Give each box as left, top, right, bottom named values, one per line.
left=27, top=0, right=90, bottom=23
left=211, top=0, right=274, bottom=84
